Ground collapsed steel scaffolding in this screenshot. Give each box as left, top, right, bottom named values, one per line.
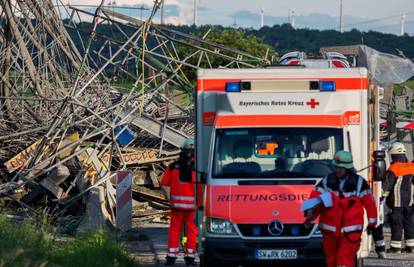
left=0, top=0, right=269, bottom=226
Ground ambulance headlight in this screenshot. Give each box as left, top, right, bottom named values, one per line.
left=206, top=218, right=237, bottom=235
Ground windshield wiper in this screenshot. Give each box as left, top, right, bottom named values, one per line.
left=259, top=170, right=319, bottom=178
left=214, top=170, right=319, bottom=178
left=214, top=171, right=260, bottom=178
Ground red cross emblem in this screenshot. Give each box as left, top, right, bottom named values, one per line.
left=306, top=98, right=320, bottom=109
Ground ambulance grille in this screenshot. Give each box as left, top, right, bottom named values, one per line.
left=237, top=223, right=314, bottom=238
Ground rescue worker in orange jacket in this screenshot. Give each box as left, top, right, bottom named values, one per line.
left=384, top=142, right=414, bottom=253
left=304, top=151, right=378, bottom=267
left=162, top=138, right=198, bottom=266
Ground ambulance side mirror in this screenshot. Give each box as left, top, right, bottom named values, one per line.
left=373, top=150, right=386, bottom=182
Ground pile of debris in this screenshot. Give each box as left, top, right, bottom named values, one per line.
left=0, top=0, right=268, bottom=231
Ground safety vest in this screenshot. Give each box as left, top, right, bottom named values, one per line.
left=386, top=161, right=414, bottom=207
left=161, top=161, right=196, bottom=211
left=310, top=173, right=377, bottom=237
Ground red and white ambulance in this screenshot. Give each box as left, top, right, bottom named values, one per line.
left=195, top=54, right=382, bottom=266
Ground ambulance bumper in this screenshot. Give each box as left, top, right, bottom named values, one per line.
left=202, top=237, right=324, bottom=264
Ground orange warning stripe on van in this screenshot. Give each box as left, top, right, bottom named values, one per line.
left=197, top=77, right=368, bottom=91
left=215, top=114, right=347, bottom=128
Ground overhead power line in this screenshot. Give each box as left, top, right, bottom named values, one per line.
left=54, top=4, right=150, bottom=11
left=372, top=20, right=414, bottom=31
left=344, top=11, right=414, bottom=28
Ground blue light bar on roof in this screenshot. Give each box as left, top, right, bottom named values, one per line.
left=320, top=81, right=336, bottom=92
left=225, top=82, right=241, bottom=92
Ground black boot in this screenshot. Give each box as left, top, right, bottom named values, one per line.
left=387, top=247, right=402, bottom=254
left=405, top=246, right=414, bottom=253
left=184, top=256, right=196, bottom=266
left=165, top=256, right=176, bottom=266
left=375, top=246, right=386, bottom=259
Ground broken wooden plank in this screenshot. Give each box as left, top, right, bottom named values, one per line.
left=149, top=171, right=160, bottom=188
left=133, top=210, right=170, bottom=218
left=4, top=140, right=41, bottom=172
left=102, top=149, right=159, bottom=166
left=132, top=185, right=169, bottom=206
left=5, top=133, right=80, bottom=173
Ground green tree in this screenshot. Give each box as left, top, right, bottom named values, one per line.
left=176, top=26, right=278, bottom=83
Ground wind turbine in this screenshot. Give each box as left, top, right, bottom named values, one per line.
left=339, top=0, right=344, bottom=32
left=401, top=13, right=406, bottom=36
left=260, top=7, right=265, bottom=28
left=193, top=0, right=198, bottom=26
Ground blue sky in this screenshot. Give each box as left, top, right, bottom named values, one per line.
left=64, top=0, right=414, bottom=35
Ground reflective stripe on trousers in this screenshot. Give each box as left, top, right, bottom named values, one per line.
left=406, top=239, right=414, bottom=247
left=186, top=248, right=196, bottom=257
left=368, top=218, right=377, bottom=225
left=341, top=224, right=363, bottom=233
left=170, top=202, right=196, bottom=209
left=171, top=195, right=195, bottom=201
left=320, top=223, right=337, bottom=232
left=390, top=240, right=402, bottom=248
left=320, top=224, right=363, bottom=233
left=375, top=240, right=385, bottom=247
left=168, top=247, right=179, bottom=257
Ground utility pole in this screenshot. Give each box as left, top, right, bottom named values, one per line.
left=193, top=0, right=198, bottom=26
left=339, top=0, right=344, bottom=33
left=400, top=13, right=406, bottom=36
left=161, top=0, right=165, bottom=25
left=260, top=7, right=265, bottom=28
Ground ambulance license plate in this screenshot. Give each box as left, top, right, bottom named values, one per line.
left=255, top=249, right=297, bottom=260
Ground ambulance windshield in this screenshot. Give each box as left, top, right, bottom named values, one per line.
left=212, top=128, right=343, bottom=178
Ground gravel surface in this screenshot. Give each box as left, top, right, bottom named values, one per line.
left=364, top=227, right=414, bottom=267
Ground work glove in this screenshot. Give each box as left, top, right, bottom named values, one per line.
left=304, top=209, right=316, bottom=229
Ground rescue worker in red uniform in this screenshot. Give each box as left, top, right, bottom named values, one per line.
left=162, top=139, right=198, bottom=266
left=384, top=142, right=414, bottom=253
left=304, top=151, right=377, bottom=267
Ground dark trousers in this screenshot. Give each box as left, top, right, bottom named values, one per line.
left=372, top=224, right=385, bottom=249
left=390, top=206, right=414, bottom=248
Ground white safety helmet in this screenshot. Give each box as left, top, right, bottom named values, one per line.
left=389, top=142, right=406, bottom=155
